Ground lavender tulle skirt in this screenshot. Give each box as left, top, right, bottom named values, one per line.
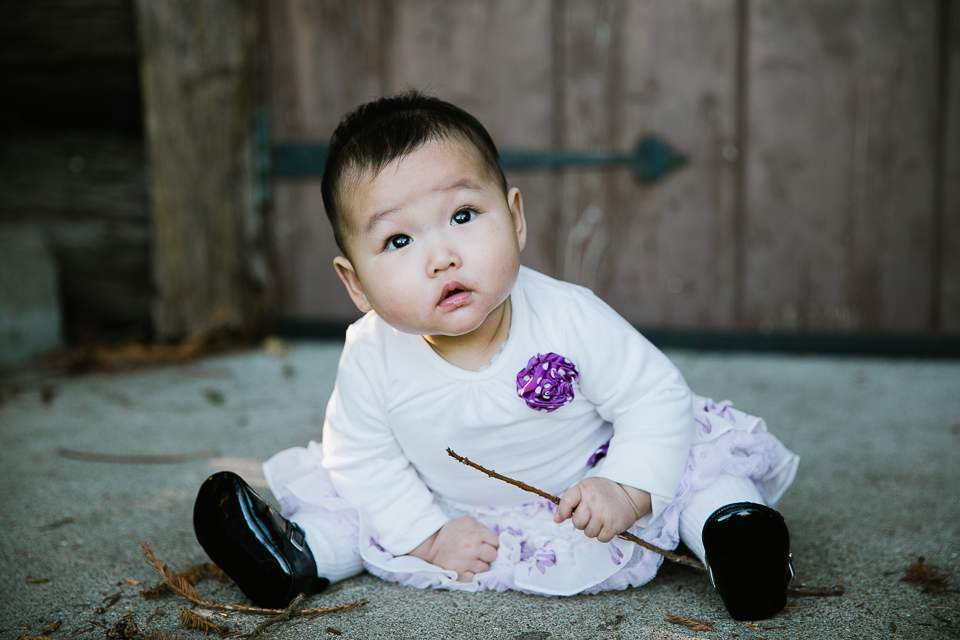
left=263, top=395, right=798, bottom=596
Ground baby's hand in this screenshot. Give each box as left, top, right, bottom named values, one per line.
left=554, top=477, right=652, bottom=543
left=408, top=517, right=499, bottom=582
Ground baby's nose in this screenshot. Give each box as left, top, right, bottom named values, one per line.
left=427, top=242, right=462, bottom=274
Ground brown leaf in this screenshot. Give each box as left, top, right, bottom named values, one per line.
left=901, top=557, right=952, bottom=593
left=106, top=614, right=140, bottom=640
left=40, top=621, right=61, bottom=634
left=121, top=578, right=140, bottom=586
left=665, top=613, right=714, bottom=632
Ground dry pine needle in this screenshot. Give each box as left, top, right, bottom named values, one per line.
left=664, top=613, right=715, bottom=632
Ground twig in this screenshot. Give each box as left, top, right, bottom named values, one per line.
left=447, top=448, right=706, bottom=571
left=57, top=447, right=219, bottom=464
left=787, top=583, right=846, bottom=596
left=448, top=447, right=847, bottom=595
left=244, top=594, right=304, bottom=640
left=141, top=542, right=367, bottom=617
left=447, top=447, right=560, bottom=503
left=664, top=613, right=714, bottom=632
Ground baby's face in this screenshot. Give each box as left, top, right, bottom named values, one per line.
left=333, top=138, right=526, bottom=337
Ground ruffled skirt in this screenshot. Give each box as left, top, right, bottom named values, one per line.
left=263, top=395, right=799, bottom=596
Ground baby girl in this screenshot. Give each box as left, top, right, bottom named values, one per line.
left=192, top=92, right=799, bottom=621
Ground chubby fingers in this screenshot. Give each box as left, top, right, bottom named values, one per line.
left=480, top=526, right=500, bottom=549
left=555, top=485, right=583, bottom=523
left=457, top=545, right=498, bottom=583
left=478, top=541, right=499, bottom=564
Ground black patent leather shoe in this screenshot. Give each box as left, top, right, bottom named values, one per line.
left=193, top=471, right=329, bottom=608
left=702, top=502, right=794, bottom=621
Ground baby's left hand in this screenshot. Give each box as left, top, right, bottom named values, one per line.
left=554, top=477, right=651, bottom=543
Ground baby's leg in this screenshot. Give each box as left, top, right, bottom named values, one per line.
left=284, top=504, right=364, bottom=584
left=193, top=471, right=363, bottom=609
left=678, top=473, right=764, bottom=563
left=678, top=473, right=793, bottom=621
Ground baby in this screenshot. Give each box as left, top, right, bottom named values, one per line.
left=192, top=92, right=799, bottom=621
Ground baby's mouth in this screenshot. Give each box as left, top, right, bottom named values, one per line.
left=439, top=282, right=472, bottom=308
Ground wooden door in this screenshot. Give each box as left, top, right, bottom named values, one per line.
left=263, top=0, right=959, bottom=338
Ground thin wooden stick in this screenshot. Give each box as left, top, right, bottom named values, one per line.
left=447, top=448, right=845, bottom=596
left=141, top=542, right=367, bottom=617
left=787, top=583, right=846, bottom=596
left=244, top=593, right=304, bottom=640
left=446, top=448, right=706, bottom=571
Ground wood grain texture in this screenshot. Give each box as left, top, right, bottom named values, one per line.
left=0, top=0, right=142, bottom=134
left=387, top=0, right=556, bottom=276
left=265, top=0, right=385, bottom=322
left=555, top=0, right=739, bottom=329
left=940, top=0, right=960, bottom=333
left=266, top=0, right=555, bottom=322
left=264, top=0, right=953, bottom=338
left=0, top=135, right=150, bottom=341
left=743, top=0, right=941, bottom=334
left=136, top=0, right=263, bottom=340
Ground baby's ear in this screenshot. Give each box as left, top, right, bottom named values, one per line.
left=507, top=187, right=527, bottom=251
left=334, top=256, right=373, bottom=313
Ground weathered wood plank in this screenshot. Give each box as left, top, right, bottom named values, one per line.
left=135, top=0, right=263, bottom=340
left=743, top=0, right=940, bottom=334
left=265, top=0, right=385, bottom=322
left=940, top=0, right=960, bottom=333
left=0, top=134, right=150, bottom=342
left=266, top=0, right=555, bottom=322
left=0, top=0, right=142, bottom=134
left=387, top=0, right=557, bottom=276
left=556, top=0, right=740, bottom=329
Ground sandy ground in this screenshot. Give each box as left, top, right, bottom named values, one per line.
left=1, top=341, right=958, bottom=639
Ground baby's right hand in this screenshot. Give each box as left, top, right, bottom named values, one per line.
left=408, top=517, right=499, bottom=582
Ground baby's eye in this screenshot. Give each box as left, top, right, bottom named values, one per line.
left=384, top=234, right=412, bottom=251
left=451, top=208, right=478, bottom=226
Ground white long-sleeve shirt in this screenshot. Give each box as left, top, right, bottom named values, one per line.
left=321, top=266, right=694, bottom=555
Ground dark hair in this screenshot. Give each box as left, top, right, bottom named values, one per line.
left=320, top=91, right=507, bottom=254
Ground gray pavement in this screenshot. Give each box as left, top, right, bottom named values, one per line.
left=1, top=342, right=958, bottom=639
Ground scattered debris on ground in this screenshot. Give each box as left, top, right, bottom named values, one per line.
left=178, top=606, right=231, bottom=636
left=901, top=557, right=953, bottom=593
left=664, top=613, right=714, bottom=632
left=56, top=448, right=220, bottom=465
left=140, top=541, right=367, bottom=618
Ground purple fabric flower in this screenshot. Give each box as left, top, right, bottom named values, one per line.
left=516, top=353, right=579, bottom=412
